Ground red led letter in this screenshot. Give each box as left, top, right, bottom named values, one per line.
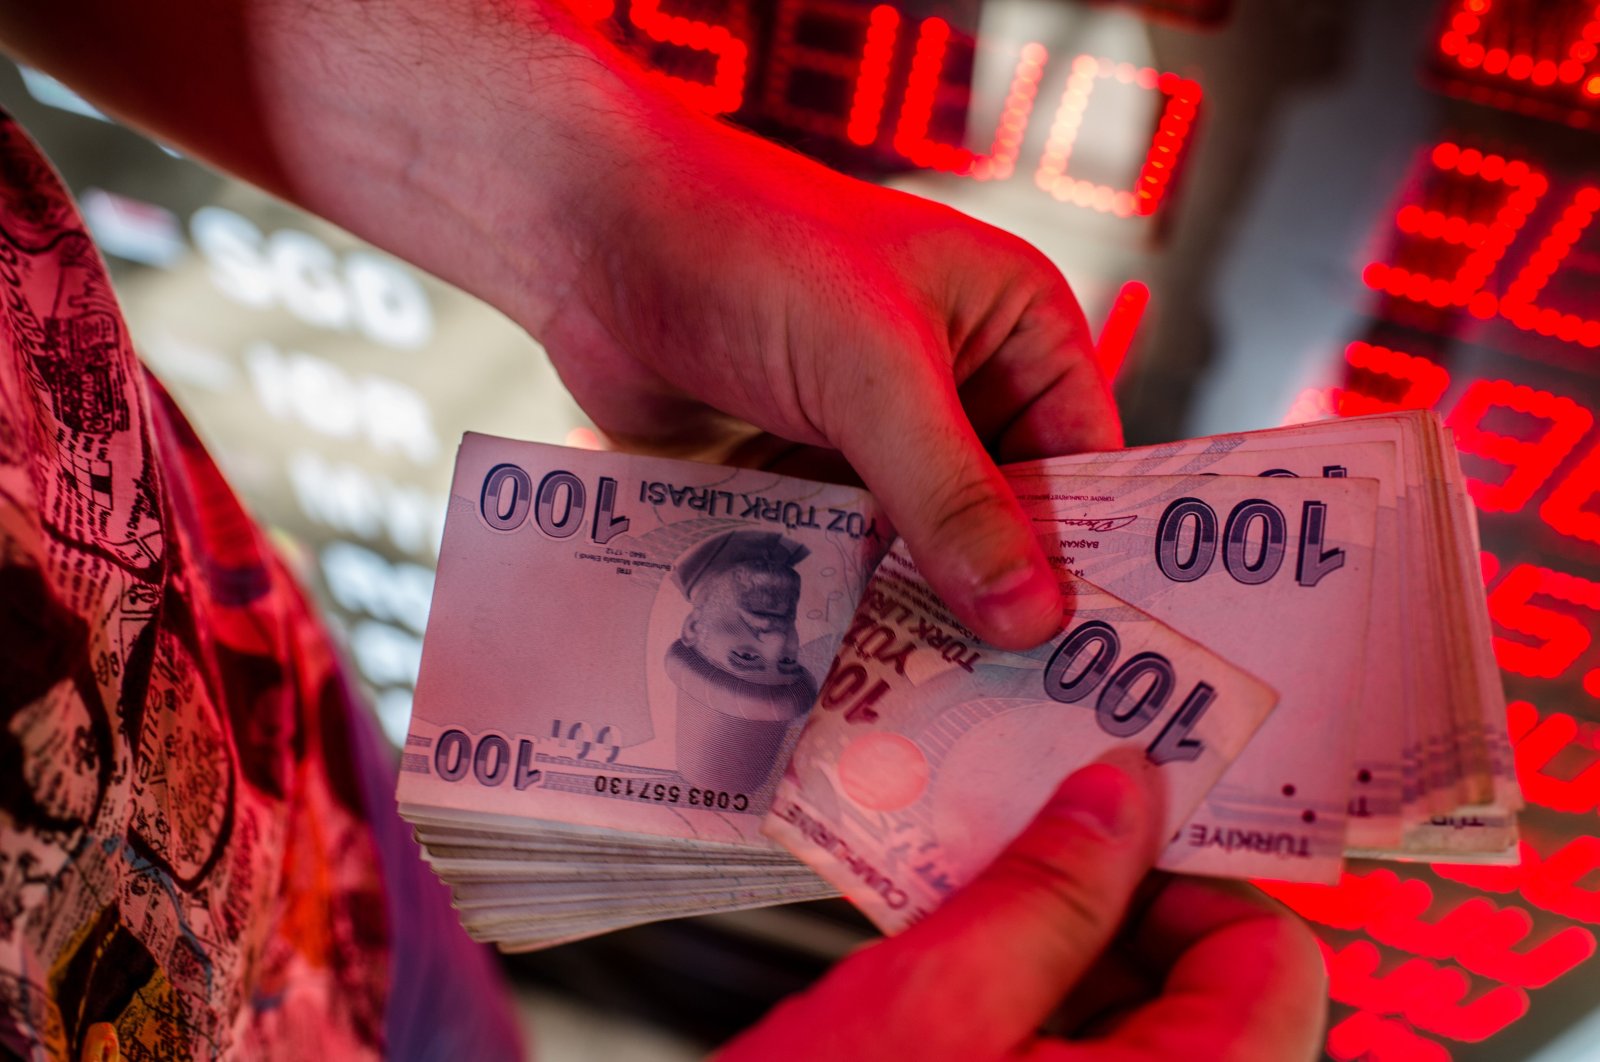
left=892, top=21, right=1047, bottom=179
left=630, top=0, right=749, bottom=114
left=759, top=0, right=899, bottom=143
left=1364, top=142, right=1548, bottom=313
left=1446, top=378, right=1591, bottom=513
left=1033, top=55, right=1200, bottom=217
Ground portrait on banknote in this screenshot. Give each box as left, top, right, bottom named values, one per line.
left=663, top=529, right=820, bottom=794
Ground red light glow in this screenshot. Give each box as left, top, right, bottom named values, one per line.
left=1445, top=378, right=1592, bottom=513
left=891, top=24, right=1047, bottom=180
left=1093, top=280, right=1150, bottom=379
left=1321, top=940, right=1530, bottom=1041
left=1527, top=837, right=1600, bottom=923
left=1438, top=838, right=1600, bottom=924
left=630, top=0, right=749, bottom=114
left=1540, top=434, right=1600, bottom=546
left=849, top=6, right=901, bottom=145
left=1499, top=185, right=1600, bottom=348
left=1327, top=1010, right=1450, bottom=1061
left=1438, top=0, right=1600, bottom=114
left=566, top=0, right=615, bottom=20
left=1270, top=865, right=1596, bottom=989
left=1260, top=870, right=1430, bottom=932
left=1335, top=342, right=1451, bottom=416
left=1033, top=55, right=1201, bottom=218
left=1363, top=142, right=1548, bottom=313
left=1487, top=562, right=1600, bottom=679
left=1510, top=701, right=1600, bottom=813
left=760, top=0, right=900, bottom=142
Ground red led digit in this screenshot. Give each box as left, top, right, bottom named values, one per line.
left=1324, top=941, right=1531, bottom=1042
left=1335, top=342, right=1451, bottom=416
left=1327, top=1010, right=1451, bottom=1061
left=1446, top=378, right=1592, bottom=512
left=1438, top=1, right=1600, bottom=102
left=1498, top=185, right=1600, bottom=347
left=1524, top=836, right=1600, bottom=923
left=629, top=0, right=749, bottom=114
left=1033, top=55, right=1201, bottom=218
left=891, top=22, right=1047, bottom=179
left=1539, top=433, right=1600, bottom=546
left=849, top=6, right=900, bottom=145
left=1093, top=280, right=1150, bottom=379
left=760, top=0, right=899, bottom=143
left=1370, top=895, right=1595, bottom=990
left=1363, top=142, right=1547, bottom=314
left=1458, top=914, right=1596, bottom=990
left=1486, top=562, right=1600, bottom=679
left=1439, top=838, right=1600, bottom=924
left=1511, top=702, right=1600, bottom=812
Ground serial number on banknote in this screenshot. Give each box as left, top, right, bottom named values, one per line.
left=592, top=775, right=750, bottom=812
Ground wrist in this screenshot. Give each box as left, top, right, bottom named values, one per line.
left=247, top=0, right=708, bottom=340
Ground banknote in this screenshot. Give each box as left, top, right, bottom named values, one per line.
left=1012, top=411, right=1517, bottom=859
left=764, top=541, right=1279, bottom=933
left=398, top=433, right=889, bottom=846
left=1010, top=439, right=1409, bottom=836
left=1005, top=472, right=1379, bottom=881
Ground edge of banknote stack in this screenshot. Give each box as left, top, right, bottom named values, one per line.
left=396, top=411, right=1519, bottom=951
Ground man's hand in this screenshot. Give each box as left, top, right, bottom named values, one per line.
left=718, top=763, right=1328, bottom=1061
left=0, top=0, right=1116, bottom=650
left=530, top=115, right=1121, bottom=650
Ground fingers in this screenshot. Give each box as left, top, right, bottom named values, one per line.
left=953, top=291, right=1123, bottom=463
left=827, top=348, right=1063, bottom=650
left=884, top=762, right=1162, bottom=1056
left=1025, top=878, right=1328, bottom=1062
left=715, top=764, right=1160, bottom=1062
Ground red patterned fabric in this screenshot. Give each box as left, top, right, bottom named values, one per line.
left=0, top=114, right=518, bottom=1060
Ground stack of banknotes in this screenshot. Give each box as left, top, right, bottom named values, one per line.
left=396, top=410, right=1518, bottom=948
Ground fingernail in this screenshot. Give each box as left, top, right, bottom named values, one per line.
left=974, top=563, right=1062, bottom=649
left=1044, top=763, right=1138, bottom=840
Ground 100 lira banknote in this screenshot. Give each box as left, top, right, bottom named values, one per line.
left=399, top=434, right=889, bottom=846
left=764, top=540, right=1280, bottom=932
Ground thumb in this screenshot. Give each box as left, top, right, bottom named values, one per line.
left=831, top=353, right=1061, bottom=651
left=897, top=762, right=1161, bottom=1048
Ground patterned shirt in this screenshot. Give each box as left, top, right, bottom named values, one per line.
left=0, top=113, right=521, bottom=1060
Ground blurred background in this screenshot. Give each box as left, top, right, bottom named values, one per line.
left=6, top=0, right=1600, bottom=1057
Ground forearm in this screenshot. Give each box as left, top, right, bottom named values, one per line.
left=0, top=0, right=687, bottom=332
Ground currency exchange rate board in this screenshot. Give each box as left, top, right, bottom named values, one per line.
left=3, top=0, right=1600, bottom=1057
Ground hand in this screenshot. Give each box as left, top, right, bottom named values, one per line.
left=716, top=763, right=1328, bottom=1061
left=0, top=0, right=1118, bottom=652
left=524, top=113, right=1120, bottom=651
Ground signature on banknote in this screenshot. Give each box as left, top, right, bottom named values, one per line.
left=1031, top=515, right=1139, bottom=533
